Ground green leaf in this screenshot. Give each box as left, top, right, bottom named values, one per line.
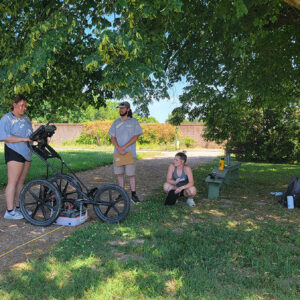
left=233, top=0, right=248, bottom=19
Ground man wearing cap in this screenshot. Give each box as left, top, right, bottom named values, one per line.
left=108, top=101, right=143, bottom=203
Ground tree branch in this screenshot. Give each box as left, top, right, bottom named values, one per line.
left=284, top=0, right=300, bottom=11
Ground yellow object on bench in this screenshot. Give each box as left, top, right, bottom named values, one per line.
left=205, top=161, right=241, bottom=199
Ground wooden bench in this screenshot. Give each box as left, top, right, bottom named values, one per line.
left=205, top=161, right=241, bottom=199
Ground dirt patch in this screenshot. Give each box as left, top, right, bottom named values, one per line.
left=0, top=149, right=221, bottom=273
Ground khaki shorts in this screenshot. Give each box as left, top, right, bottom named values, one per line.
left=113, top=160, right=136, bottom=176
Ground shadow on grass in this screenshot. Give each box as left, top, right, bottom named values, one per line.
left=0, top=162, right=299, bottom=299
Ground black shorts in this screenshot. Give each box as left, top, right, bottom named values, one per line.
left=4, top=144, right=28, bottom=164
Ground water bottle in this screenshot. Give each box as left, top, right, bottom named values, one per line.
left=219, top=158, right=225, bottom=171
left=287, top=196, right=294, bottom=209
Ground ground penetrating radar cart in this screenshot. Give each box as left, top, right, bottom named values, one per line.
left=19, top=123, right=130, bottom=226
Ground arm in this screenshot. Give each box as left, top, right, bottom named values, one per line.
left=2, top=136, right=31, bottom=143
left=175, top=166, right=195, bottom=194
left=111, top=134, right=140, bottom=155
left=119, top=135, right=139, bottom=152
left=110, top=136, right=125, bottom=155
left=166, top=164, right=179, bottom=185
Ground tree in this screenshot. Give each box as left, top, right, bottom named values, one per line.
left=0, top=0, right=182, bottom=119
left=228, top=103, right=300, bottom=163
left=1, top=0, right=299, bottom=160
left=32, top=99, right=159, bottom=123
left=284, top=0, right=300, bottom=10
left=165, top=1, right=300, bottom=144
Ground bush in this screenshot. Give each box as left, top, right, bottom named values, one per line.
left=139, top=123, right=179, bottom=144
left=77, top=120, right=113, bottom=146
left=76, top=121, right=180, bottom=146
left=75, top=134, right=97, bottom=145
left=182, top=136, right=196, bottom=148
left=229, top=105, right=300, bottom=164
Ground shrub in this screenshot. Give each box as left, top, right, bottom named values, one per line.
left=77, top=120, right=113, bottom=145
left=229, top=105, right=300, bottom=163
left=76, top=121, right=180, bottom=146
left=182, top=136, right=196, bottom=148
left=75, top=134, right=97, bottom=145
left=139, top=123, right=179, bottom=144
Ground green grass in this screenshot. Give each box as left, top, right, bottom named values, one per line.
left=0, top=160, right=299, bottom=299
left=0, top=146, right=160, bottom=188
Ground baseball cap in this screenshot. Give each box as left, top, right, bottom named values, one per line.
left=116, top=101, right=130, bottom=108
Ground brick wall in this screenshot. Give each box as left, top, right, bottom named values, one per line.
left=179, top=124, right=221, bottom=149
left=32, top=122, right=221, bottom=148
left=32, top=123, right=83, bottom=144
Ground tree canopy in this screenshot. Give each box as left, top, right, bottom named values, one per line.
left=32, top=100, right=158, bottom=123
left=165, top=1, right=299, bottom=129
left=1, top=1, right=299, bottom=153
left=0, top=0, right=182, bottom=117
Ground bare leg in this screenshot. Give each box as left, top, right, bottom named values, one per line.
left=117, top=174, right=125, bottom=188
left=129, top=176, right=136, bottom=192
left=163, top=182, right=176, bottom=193
left=5, top=161, right=26, bottom=210
left=183, top=186, right=197, bottom=198
left=15, top=161, right=31, bottom=207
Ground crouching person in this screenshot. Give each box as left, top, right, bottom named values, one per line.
left=163, top=152, right=197, bottom=207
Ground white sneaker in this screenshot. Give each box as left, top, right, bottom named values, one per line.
left=186, top=198, right=196, bottom=207
left=4, top=210, right=24, bottom=220
left=15, top=207, right=32, bottom=216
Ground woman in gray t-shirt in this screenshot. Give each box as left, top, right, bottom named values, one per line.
left=0, top=95, right=33, bottom=220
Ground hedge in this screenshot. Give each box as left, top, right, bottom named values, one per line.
left=76, top=120, right=180, bottom=145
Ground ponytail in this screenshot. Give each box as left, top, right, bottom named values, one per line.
left=127, top=109, right=133, bottom=118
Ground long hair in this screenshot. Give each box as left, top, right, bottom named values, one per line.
left=127, top=108, right=133, bottom=118
left=11, top=94, right=27, bottom=111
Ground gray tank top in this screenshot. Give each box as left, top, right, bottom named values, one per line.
left=172, top=167, right=189, bottom=187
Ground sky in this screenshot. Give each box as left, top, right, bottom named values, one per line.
left=86, top=16, right=187, bottom=123
left=128, top=81, right=187, bottom=123
left=127, top=96, right=180, bottom=123
left=148, top=97, right=180, bottom=123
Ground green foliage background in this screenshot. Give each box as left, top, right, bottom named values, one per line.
left=0, top=0, right=299, bottom=163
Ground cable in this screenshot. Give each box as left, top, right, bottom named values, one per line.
left=0, top=226, right=64, bottom=259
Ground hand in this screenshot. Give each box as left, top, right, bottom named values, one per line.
left=175, top=178, right=181, bottom=184
left=174, top=187, right=183, bottom=194
left=117, top=146, right=126, bottom=155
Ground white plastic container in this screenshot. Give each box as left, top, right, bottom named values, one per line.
left=54, top=209, right=88, bottom=226
left=287, top=196, right=294, bottom=209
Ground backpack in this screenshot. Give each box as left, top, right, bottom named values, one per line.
left=280, top=177, right=300, bottom=208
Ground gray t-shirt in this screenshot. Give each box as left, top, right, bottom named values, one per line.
left=108, top=117, right=142, bottom=158
left=0, top=112, right=33, bottom=161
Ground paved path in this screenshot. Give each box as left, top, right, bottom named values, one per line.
left=0, top=149, right=222, bottom=272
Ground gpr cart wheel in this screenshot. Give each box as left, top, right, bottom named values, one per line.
left=93, top=184, right=130, bottom=223
left=19, top=179, right=62, bottom=226
left=49, top=174, right=83, bottom=209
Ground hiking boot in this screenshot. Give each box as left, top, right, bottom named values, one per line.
left=186, top=198, right=196, bottom=207
left=131, top=194, right=141, bottom=204
left=4, top=210, right=24, bottom=220
left=15, top=207, right=32, bottom=216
